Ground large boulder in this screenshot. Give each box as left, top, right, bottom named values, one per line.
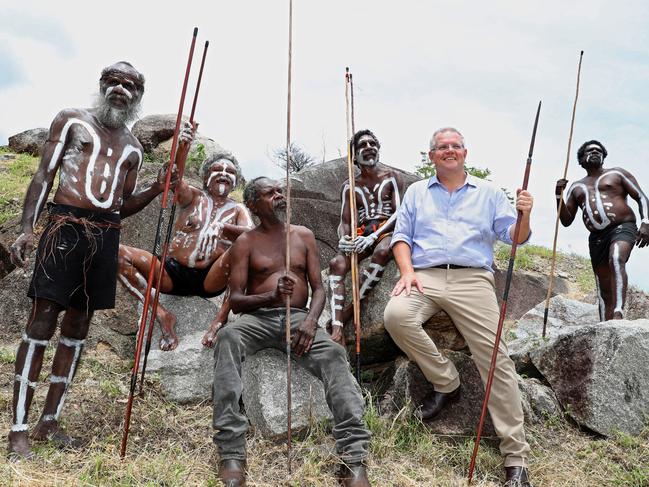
left=131, top=114, right=180, bottom=152
left=530, top=319, right=649, bottom=437
left=8, top=128, right=48, bottom=155
left=377, top=355, right=561, bottom=434
left=626, top=286, right=649, bottom=321
left=144, top=294, right=223, bottom=403
left=242, top=348, right=333, bottom=439
left=507, top=296, right=599, bottom=375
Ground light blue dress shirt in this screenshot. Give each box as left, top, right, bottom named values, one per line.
left=390, top=174, right=529, bottom=272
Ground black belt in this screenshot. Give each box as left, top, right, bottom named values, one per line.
left=432, top=264, right=472, bottom=269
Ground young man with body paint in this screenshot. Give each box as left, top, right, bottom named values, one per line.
left=117, top=152, right=253, bottom=350
left=327, top=129, right=404, bottom=346
left=7, top=61, right=190, bottom=459
left=383, top=128, right=534, bottom=486
left=556, top=140, right=649, bottom=320
left=212, top=177, right=371, bottom=487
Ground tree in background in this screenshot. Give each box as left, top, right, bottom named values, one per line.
left=415, top=151, right=513, bottom=203
left=273, top=142, right=316, bottom=174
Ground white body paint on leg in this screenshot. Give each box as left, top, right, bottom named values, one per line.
left=612, top=243, right=624, bottom=316
left=12, top=334, right=49, bottom=432
left=328, top=275, right=344, bottom=327
left=42, top=336, right=85, bottom=422
left=595, top=275, right=605, bottom=321
left=359, top=263, right=385, bottom=299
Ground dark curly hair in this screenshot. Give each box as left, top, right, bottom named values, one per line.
left=577, top=140, right=607, bottom=164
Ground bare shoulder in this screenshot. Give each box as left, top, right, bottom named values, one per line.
left=607, top=167, right=635, bottom=178
left=49, top=108, right=87, bottom=130
left=293, top=224, right=315, bottom=241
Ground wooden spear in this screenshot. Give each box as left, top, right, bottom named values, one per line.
left=467, top=101, right=541, bottom=484
left=542, top=51, right=584, bottom=337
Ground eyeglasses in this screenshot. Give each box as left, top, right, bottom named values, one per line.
left=433, top=144, right=464, bottom=152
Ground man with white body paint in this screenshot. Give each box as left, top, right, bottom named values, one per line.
left=327, top=129, right=404, bottom=346
left=7, top=62, right=189, bottom=459
left=556, top=140, right=649, bottom=320
left=117, top=152, right=253, bottom=350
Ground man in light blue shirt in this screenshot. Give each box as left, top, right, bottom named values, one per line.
left=384, top=127, right=533, bottom=487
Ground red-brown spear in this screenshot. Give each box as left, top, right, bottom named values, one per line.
left=467, top=101, right=541, bottom=483
left=138, top=39, right=210, bottom=393
left=120, top=27, right=199, bottom=459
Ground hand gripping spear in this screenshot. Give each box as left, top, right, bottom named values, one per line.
left=138, top=39, right=210, bottom=393
left=345, top=67, right=363, bottom=384
left=284, top=0, right=294, bottom=475
left=467, top=101, right=541, bottom=484
left=120, top=27, right=199, bottom=459
left=542, top=51, right=584, bottom=337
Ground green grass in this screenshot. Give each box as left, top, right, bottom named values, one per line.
left=0, top=147, right=39, bottom=225
left=494, top=243, right=562, bottom=272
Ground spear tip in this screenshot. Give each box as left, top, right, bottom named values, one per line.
left=580, top=50, right=584, bottom=55
left=193, top=27, right=198, bottom=36
left=205, top=40, right=210, bottom=48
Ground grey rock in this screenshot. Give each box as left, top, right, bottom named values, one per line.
left=0, top=262, right=34, bottom=340
left=131, top=114, right=179, bottom=152
left=242, top=348, right=333, bottom=439
left=377, top=353, right=496, bottom=436
left=8, top=128, right=48, bottom=155
left=144, top=293, right=223, bottom=404
left=517, top=377, right=563, bottom=425
left=626, top=287, right=649, bottom=321
left=530, top=319, right=649, bottom=436
left=507, top=296, right=599, bottom=374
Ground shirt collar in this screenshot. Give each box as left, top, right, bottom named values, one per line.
left=427, top=172, right=478, bottom=189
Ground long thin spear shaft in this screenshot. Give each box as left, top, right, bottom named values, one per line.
left=138, top=39, right=210, bottom=393
left=467, top=101, right=541, bottom=484
left=345, top=67, right=362, bottom=384
left=542, top=51, right=584, bottom=336
left=285, top=0, right=293, bottom=475
left=119, top=27, right=198, bottom=460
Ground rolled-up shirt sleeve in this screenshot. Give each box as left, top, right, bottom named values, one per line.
left=390, top=184, right=416, bottom=249
left=493, top=189, right=531, bottom=245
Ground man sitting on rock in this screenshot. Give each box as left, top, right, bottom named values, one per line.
left=212, top=177, right=372, bottom=487
left=7, top=62, right=181, bottom=458
left=383, top=127, right=534, bottom=486
left=117, top=151, right=253, bottom=351
left=328, top=129, right=404, bottom=346
left=555, top=140, right=649, bottom=320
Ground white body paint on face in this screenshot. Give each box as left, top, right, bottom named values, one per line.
left=355, top=135, right=379, bottom=167
left=567, top=170, right=648, bottom=230
left=105, top=84, right=133, bottom=100
left=12, top=334, right=49, bottom=432
left=205, top=160, right=237, bottom=188
left=612, top=243, right=624, bottom=316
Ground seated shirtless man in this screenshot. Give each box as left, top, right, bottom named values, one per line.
left=117, top=152, right=253, bottom=350
left=328, top=129, right=404, bottom=345
left=212, top=177, right=371, bottom=487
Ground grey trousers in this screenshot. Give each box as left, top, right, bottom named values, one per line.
left=212, top=307, right=371, bottom=463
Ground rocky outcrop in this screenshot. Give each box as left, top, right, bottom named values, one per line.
left=131, top=114, right=180, bottom=152
left=242, top=348, right=333, bottom=438
left=507, top=296, right=600, bottom=375
left=530, top=319, right=649, bottom=436
left=8, top=128, right=48, bottom=155
left=517, top=377, right=563, bottom=425
left=145, top=294, right=224, bottom=403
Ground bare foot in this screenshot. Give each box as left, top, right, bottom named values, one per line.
left=158, top=312, right=178, bottom=351
left=202, top=320, right=223, bottom=348
left=32, top=420, right=83, bottom=449
left=7, top=431, right=33, bottom=460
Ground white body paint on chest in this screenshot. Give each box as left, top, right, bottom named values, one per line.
left=567, top=170, right=648, bottom=230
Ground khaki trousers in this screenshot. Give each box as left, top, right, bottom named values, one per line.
left=384, top=267, right=530, bottom=467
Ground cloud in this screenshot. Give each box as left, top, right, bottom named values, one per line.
left=0, top=9, right=75, bottom=56
left=0, top=48, right=23, bottom=89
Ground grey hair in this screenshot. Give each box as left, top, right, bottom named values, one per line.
left=429, top=127, right=465, bottom=150
left=200, top=151, right=242, bottom=186
left=243, top=177, right=273, bottom=206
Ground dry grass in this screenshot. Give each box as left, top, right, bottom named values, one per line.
left=1, top=338, right=648, bottom=486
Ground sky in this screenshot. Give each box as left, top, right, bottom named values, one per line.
left=1, top=1, right=648, bottom=291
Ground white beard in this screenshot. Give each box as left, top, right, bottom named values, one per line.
left=274, top=207, right=287, bottom=223
left=93, top=93, right=141, bottom=128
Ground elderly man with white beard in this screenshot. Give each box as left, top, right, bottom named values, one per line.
left=7, top=61, right=191, bottom=459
